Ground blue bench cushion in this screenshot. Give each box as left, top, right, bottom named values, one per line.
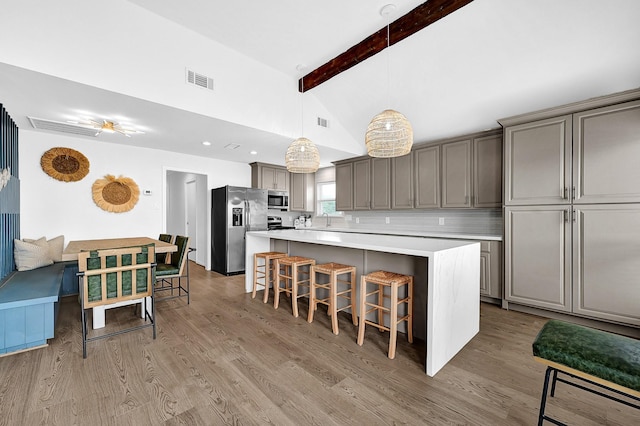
left=0, top=262, right=65, bottom=309
left=533, top=320, right=640, bottom=392
left=0, top=262, right=65, bottom=353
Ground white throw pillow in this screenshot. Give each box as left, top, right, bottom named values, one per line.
left=23, top=235, right=65, bottom=262
left=47, top=235, right=65, bottom=262
left=14, top=238, right=54, bottom=271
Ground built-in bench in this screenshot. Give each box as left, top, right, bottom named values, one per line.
left=0, top=262, right=66, bottom=355
left=533, top=320, right=640, bottom=425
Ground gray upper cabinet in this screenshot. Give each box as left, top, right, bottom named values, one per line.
left=335, top=162, right=353, bottom=211
left=371, top=158, right=391, bottom=210
left=334, top=129, right=501, bottom=212
left=573, top=100, right=640, bottom=204
left=290, top=172, right=315, bottom=212
left=504, top=116, right=572, bottom=206
left=473, top=134, right=503, bottom=208
left=413, top=145, right=440, bottom=209
left=250, top=162, right=289, bottom=191
left=353, top=159, right=371, bottom=210
left=391, top=154, right=413, bottom=209
left=505, top=206, right=572, bottom=312
left=442, top=139, right=472, bottom=208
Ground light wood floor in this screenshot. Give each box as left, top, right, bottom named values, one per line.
left=1, top=263, right=638, bottom=425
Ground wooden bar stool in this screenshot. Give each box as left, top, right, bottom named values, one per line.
left=274, top=256, right=316, bottom=318
left=252, top=251, right=287, bottom=303
left=307, top=263, right=357, bottom=335
left=357, top=270, right=414, bottom=359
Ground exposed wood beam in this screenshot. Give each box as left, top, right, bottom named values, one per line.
left=299, top=0, right=474, bottom=92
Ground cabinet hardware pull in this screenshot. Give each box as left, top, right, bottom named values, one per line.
left=564, top=187, right=568, bottom=199
left=564, top=210, right=568, bottom=222
left=572, top=186, right=576, bottom=200
left=572, top=209, right=576, bottom=223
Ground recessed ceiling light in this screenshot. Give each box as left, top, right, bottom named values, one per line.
left=202, top=141, right=211, bottom=146
left=250, top=150, right=257, bottom=155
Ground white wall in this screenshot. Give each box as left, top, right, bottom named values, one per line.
left=19, top=130, right=250, bottom=269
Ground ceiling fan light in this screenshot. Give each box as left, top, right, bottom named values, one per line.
left=285, top=137, right=320, bottom=173
left=365, top=109, right=413, bottom=158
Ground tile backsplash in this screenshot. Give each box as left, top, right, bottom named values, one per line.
left=318, top=209, right=503, bottom=236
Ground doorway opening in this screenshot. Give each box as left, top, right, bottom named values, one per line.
left=165, top=170, right=208, bottom=268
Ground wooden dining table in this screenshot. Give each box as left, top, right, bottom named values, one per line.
left=62, top=237, right=178, bottom=329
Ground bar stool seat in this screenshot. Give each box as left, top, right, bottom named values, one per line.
left=307, top=262, right=357, bottom=335
left=274, top=256, right=316, bottom=318
left=252, top=251, right=288, bottom=303
left=357, top=270, right=414, bottom=359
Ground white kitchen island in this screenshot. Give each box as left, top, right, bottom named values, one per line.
left=245, top=229, right=480, bottom=377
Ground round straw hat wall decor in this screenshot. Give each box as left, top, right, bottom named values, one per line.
left=40, top=147, right=90, bottom=182
left=92, top=174, right=140, bottom=213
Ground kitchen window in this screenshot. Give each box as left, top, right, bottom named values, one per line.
left=317, top=181, right=341, bottom=216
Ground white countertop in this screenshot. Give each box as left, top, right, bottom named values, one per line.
left=286, top=226, right=502, bottom=241
left=248, top=229, right=478, bottom=257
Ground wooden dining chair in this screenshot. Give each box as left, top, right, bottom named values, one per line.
left=77, top=244, right=156, bottom=358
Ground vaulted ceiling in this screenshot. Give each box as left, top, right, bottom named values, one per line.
left=1, top=0, right=639, bottom=167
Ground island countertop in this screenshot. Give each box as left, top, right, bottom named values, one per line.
left=247, top=229, right=479, bottom=256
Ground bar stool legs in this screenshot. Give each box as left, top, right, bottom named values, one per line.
left=308, top=263, right=357, bottom=335
left=274, top=256, right=315, bottom=317
left=357, top=270, right=413, bottom=359
left=252, top=252, right=287, bottom=303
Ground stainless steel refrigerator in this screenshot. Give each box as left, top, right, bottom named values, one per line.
left=211, top=186, right=268, bottom=275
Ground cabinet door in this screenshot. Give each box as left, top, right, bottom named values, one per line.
left=573, top=204, right=640, bottom=326
left=289, top=173, right=306, bottom=211
left=442, top=139, right=472, bottom=208
left=505, top=206, right=571, bottom=312
left=274, top=168, right=289, bottom=191
left=573, top=100, right=640, bottom=204
left=414, top=145, right=440, bottom=209
left=260, top=167, right=276, bottom=189
left=480, top=241, right=502, bottom=299
left=353, top=159, right=371, bottom=210
left=371, top=158, right=390, bottom=210
left=504, top=116, right=572, bottom=205
left=335, top=163, right=353, bottom=211
left=473, top=134, right=502, bottom=208
left=479, top=250, right=490, bottom=297
left=392, top=153, right=413, bottom=209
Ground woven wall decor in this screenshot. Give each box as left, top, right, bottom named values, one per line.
left=41, top=147, right=90, bottom=182
left=92, top=174, right=140, bottom=213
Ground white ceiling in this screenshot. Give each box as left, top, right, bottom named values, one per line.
left=1, top=0, right=639, bottom=167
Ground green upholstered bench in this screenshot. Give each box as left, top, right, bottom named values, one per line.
left=532, top=320, right=640, bottom=425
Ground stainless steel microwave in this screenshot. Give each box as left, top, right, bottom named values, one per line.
left=267, top=190, right=289, bottom=210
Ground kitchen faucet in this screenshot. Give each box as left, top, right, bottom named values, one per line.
left=322, top=212, right=331, bottom=227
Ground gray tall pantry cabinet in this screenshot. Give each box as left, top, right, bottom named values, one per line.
left=501, top=92, right=640, bottom=327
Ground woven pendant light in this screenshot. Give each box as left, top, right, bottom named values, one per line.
left=365, top=4, right=413, bottom=158
left=286, top=71, right=320, bottom=173
left=285, top=137, right=320, bottom=173
left=365, top=109, right=413, bottom=157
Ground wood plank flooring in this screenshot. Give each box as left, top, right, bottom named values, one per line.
left=0, top=263, right=638, bottom=425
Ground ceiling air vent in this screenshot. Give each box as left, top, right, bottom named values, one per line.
left=186, top=68, right=214, bottom=90
left=28, top=117, right=99, bottom=137
left=317, top=117, right=329, bottom=128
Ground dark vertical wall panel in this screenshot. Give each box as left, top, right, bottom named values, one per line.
left=0, top=103, right=20, bottom=283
